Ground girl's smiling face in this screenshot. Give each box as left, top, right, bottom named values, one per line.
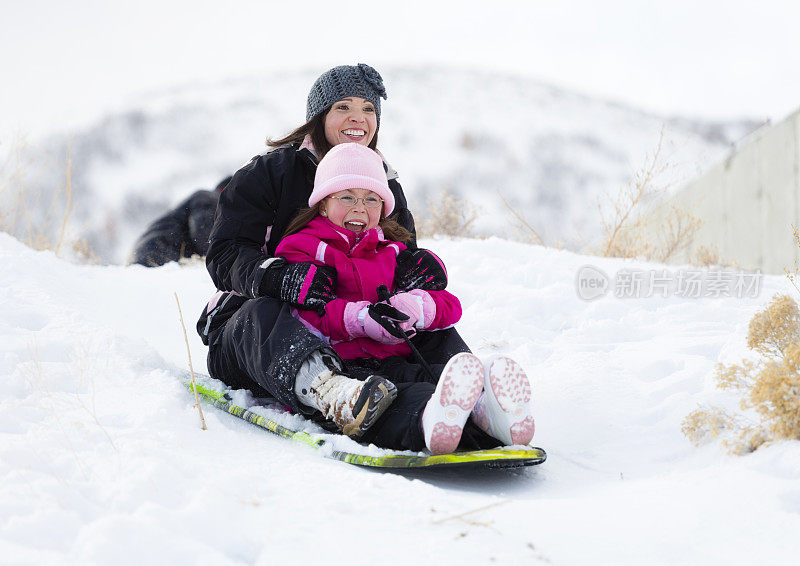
left=323, top=97, right=377, bottom=147
left=320, top=188, right=383, bottom=233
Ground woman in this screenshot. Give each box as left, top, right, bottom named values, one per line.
left=197, top=64, right=497, bottom=449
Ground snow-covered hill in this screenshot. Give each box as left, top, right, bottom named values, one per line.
left=7, top=67, right=759, bottom=263
left=2, top=232, right=799, bottom=565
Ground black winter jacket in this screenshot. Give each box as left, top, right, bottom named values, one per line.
left=129, top=189, right=219, bottom=267
left=199, top=145, right=416, bottom=342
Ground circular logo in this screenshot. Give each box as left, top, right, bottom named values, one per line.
left=576, top=265, right=610, bottom=301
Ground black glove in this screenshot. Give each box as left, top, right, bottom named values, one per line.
left=259, top=259, right=336, bottom=311
left=394, top=248, right=448, bottom=291
left=366, top=302, right=412, bottom=340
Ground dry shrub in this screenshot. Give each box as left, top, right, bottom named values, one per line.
left=692, top=244, right=720, bottom=267
left=681, top=405, right=738, bottom=445
left=597, top=128, right=702, bottom=263
left=654, top=205, right=703, bottom=262
left=416, top=189, right=478, bottom=239
left=682, top=294, right=800, bottom=453
left=602, top=204, right=702, bottom=263
left=746, top=294, right=800, bottom=357
left=784, top=224, right=800, bottom=292
left=70, top=237, right=99, bottom=263
left=692, top=243, right=737, bottom=268
left=0, top=138, right=94, bottom=261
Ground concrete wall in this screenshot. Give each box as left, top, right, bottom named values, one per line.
left=650, top=109, right=800, bottom=273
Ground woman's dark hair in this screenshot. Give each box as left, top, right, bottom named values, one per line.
left=283, top=202, right=412, bottom=244
left=266, top=107, right=379, bottom=159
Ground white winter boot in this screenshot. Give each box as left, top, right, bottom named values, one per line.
left=470, top=356, right=535, bottom=446
left=420, top=352, right=484, bottom=455
left=295, top=352, right=397, bottom=439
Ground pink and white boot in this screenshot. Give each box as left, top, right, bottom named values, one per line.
left=421, top=353, right=484, bottom=455
left=471, top=356, right=535, bottom=446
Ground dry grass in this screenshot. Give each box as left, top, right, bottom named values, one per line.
left=682, top=294, right=800, bottom=453
left=416, top=189, right=479, bottom=239
left=178, top=253, right=205, bottom=267
left=692, top=243, right=736, bottom=268
left=497, top=189, right=545, bottom=246
left=175, top=292, right=207, bottom=430
left=596, top=128, right=702, bottom=263
left=0, top=138, right=94, bottom=261
left=784, top=224, right=800, bottom=292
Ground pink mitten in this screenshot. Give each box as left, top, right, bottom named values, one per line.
left=343, top=301, right=370, bottom=338
left=343, top=301, right=407, bottom=344
left=389, top=289, right=436, bottom=330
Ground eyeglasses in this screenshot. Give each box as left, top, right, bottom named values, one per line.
left=329, top=195, right=383, bottom=209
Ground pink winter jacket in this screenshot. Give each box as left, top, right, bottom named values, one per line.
left=275, top=216, right=462, bottom=359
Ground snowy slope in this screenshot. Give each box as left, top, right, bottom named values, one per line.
left=7, top=67, right=758, bottom=263
left=2, top=232, right=799, bottom=565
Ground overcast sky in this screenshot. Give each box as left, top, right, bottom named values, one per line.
left=2, top=0, right=799, bottom=139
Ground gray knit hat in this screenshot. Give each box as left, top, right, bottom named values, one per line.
left=306, top=63, right=388, bottom=125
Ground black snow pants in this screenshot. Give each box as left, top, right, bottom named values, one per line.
left=206, top=297, right=322, bottom=415
left=205, top=296, right=501, bottom=451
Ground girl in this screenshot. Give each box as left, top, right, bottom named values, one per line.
left=275, top=143, right=535, bottom=454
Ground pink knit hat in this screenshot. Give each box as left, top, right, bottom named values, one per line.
left=309, top=143, right=395, bottom=215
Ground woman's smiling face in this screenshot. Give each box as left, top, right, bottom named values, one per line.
left=323, top=97, right=377, bottom=147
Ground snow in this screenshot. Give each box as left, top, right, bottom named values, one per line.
left=3, top=3, right=800, bottom=561
left=2, top=231, right=800, bottom=565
